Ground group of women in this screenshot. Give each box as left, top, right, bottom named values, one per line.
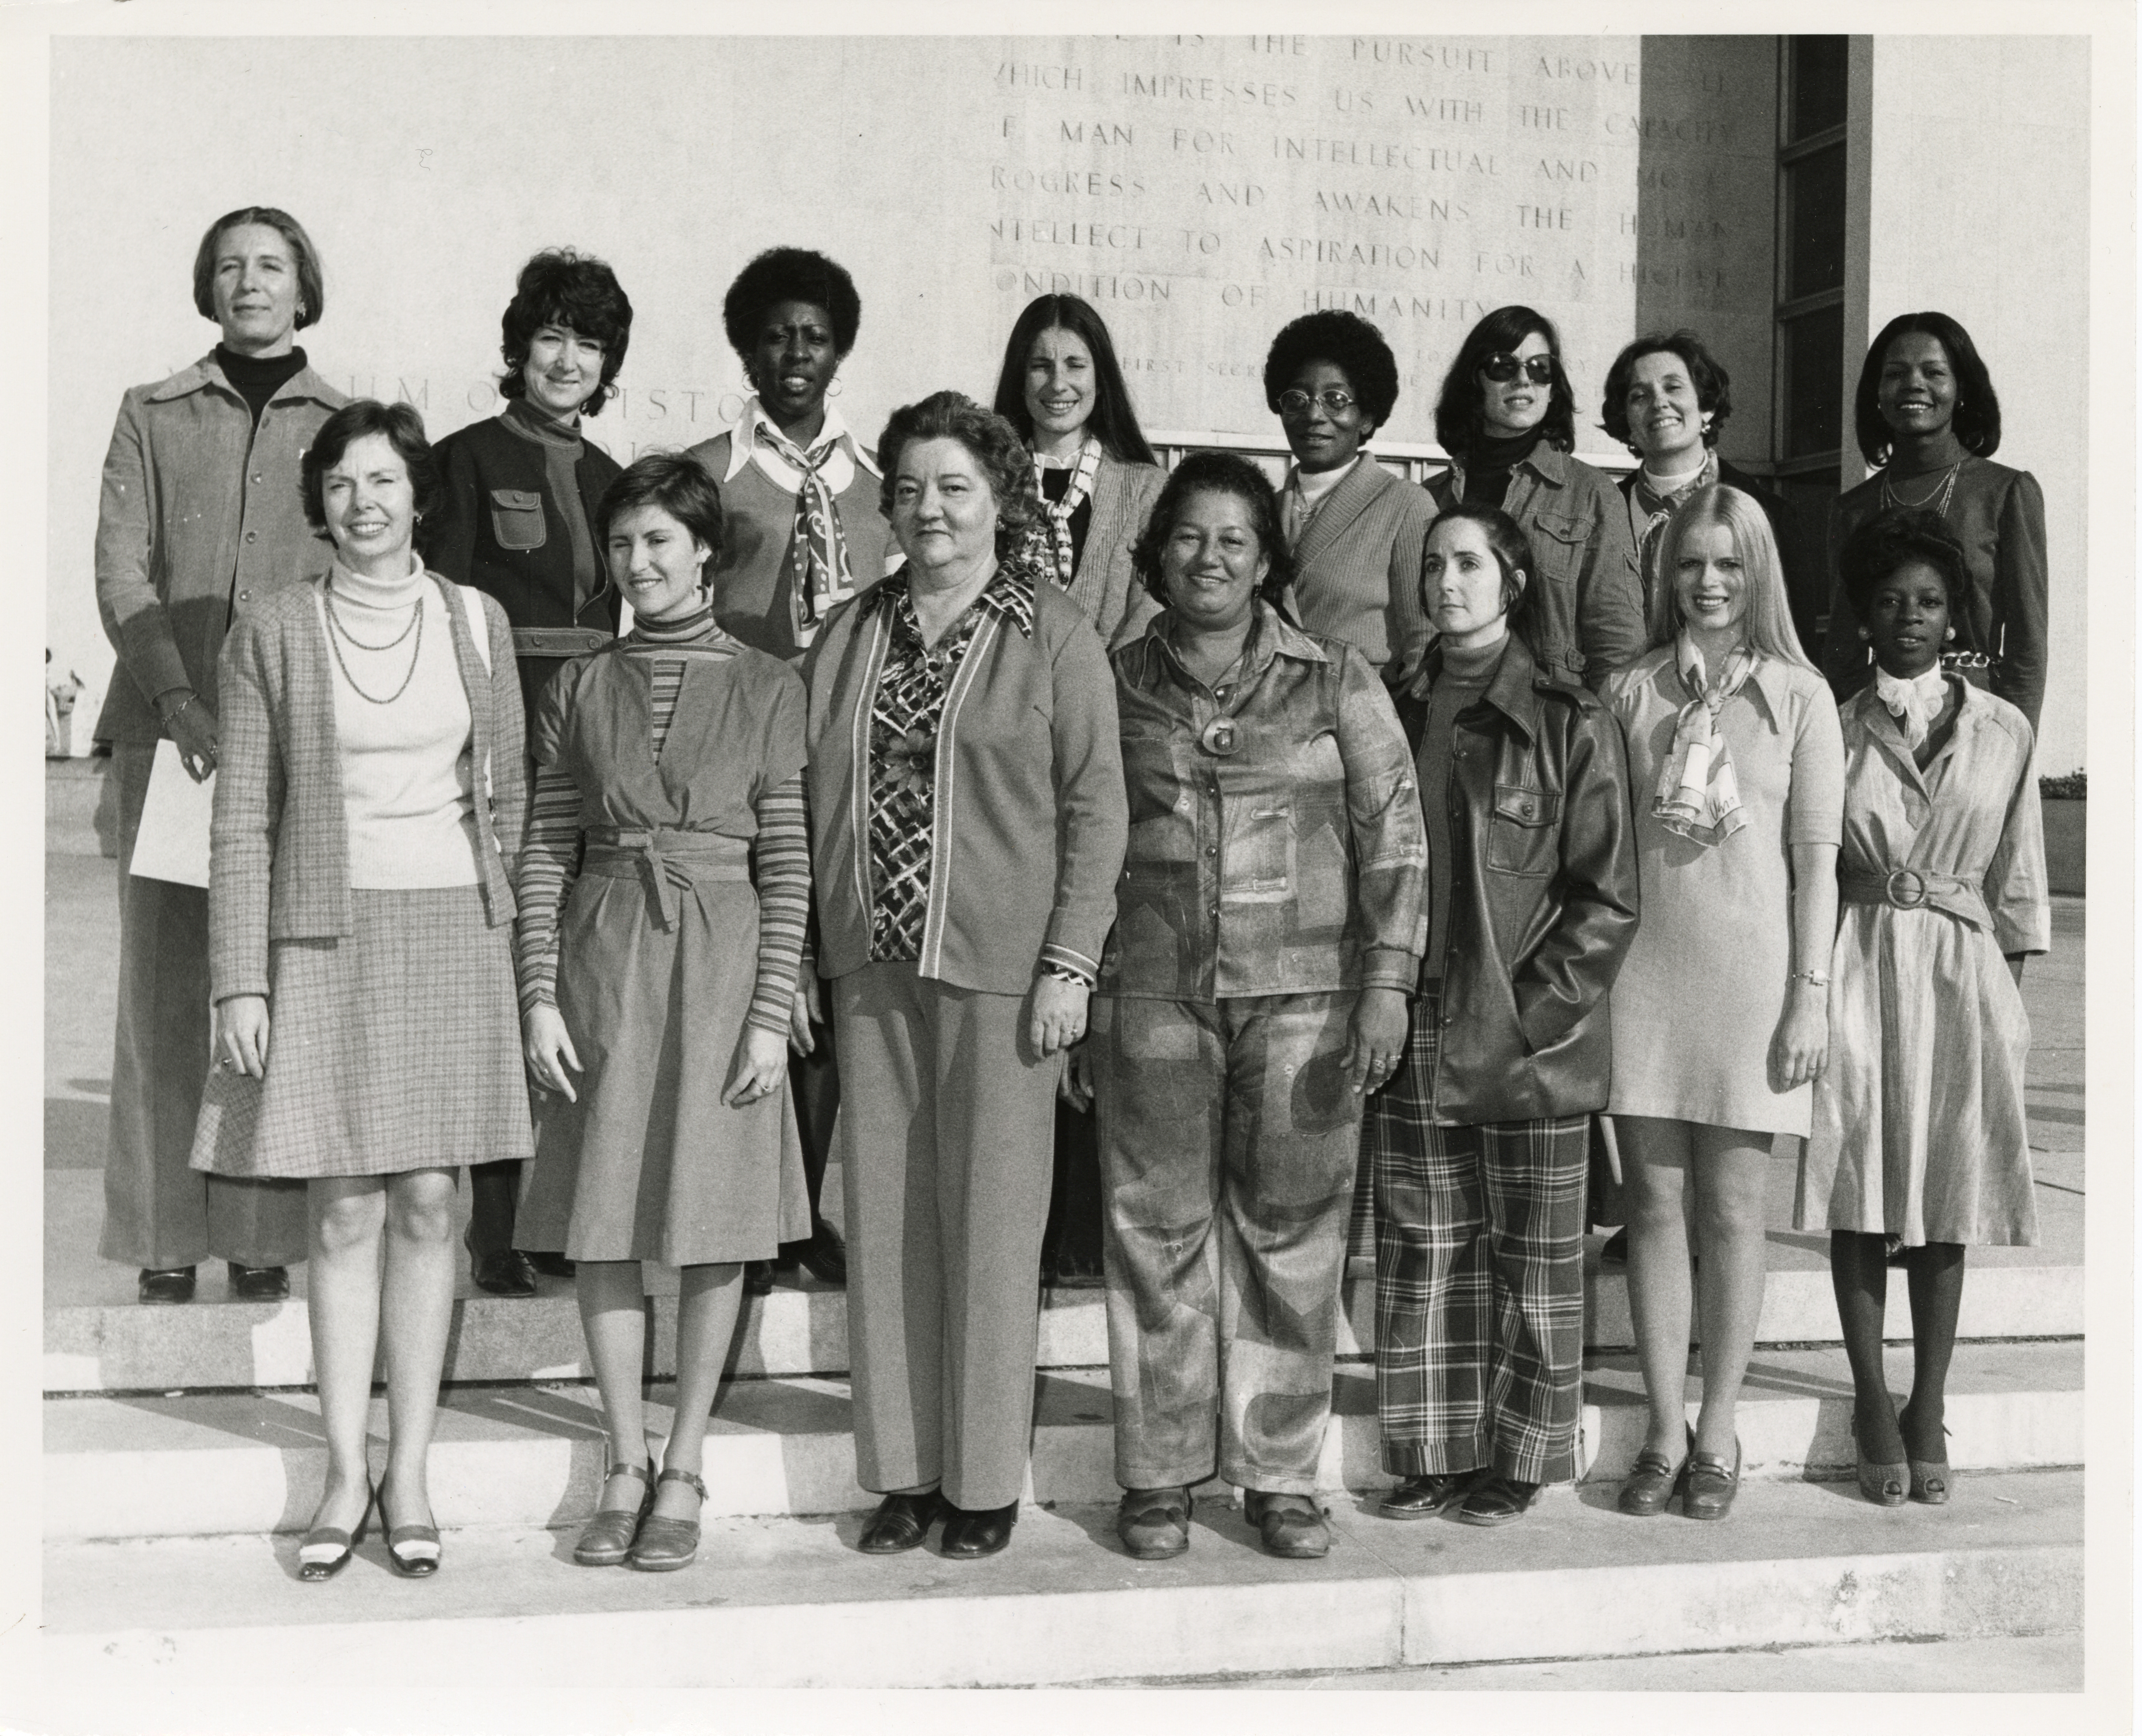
left=92, top=204, right=2050, bottom=1583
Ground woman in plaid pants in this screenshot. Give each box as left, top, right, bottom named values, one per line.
left=1368, top=503, right=1639, bottom=1526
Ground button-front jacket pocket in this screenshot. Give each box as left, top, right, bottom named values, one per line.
left=489, top=489, right=547, bottom=552
left=1486, top=781, right=1561, bottom=874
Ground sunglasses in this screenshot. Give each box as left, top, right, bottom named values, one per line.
left=1277, top=388, right=1357, bottom=418
left=1479, top=352, right=1556, bottom=386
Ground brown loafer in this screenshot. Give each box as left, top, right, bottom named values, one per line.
left=1619, top=1427, right=1693, bottom=1517
left=1117, top=1486, right=1192, bottom=1558
left=1682, top=1438, right=1741, bottom=1521
left=1377, top=1472, right=1476, bottom=1520
left=857, top=1489, right=944, bottom=1554
left=1244, top=1490, right=1329, bottom=1559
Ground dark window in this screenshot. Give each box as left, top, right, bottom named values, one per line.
left=1781, top=302, right=1844, bottom=459
left=1784, top=144, right=1847, bottom=299
left=1788, top=36, right=1848, bottom=141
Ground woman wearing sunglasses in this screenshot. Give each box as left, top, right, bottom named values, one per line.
left=1261, top=310, right=1436, bottom=683
left=1428, top=305, right=1646, bottom=690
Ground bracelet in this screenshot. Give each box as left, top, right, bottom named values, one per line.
left=1790, top=968, right=1831, bottom=987
left=1040, top=962, right=1093, bottom=988
left=162, top=691, right=197, bottom=724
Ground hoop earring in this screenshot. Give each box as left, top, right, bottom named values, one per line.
left=1857, top=626, right=1869, bottom=641
left=1944, top=626, right=1956, bottom=641
left=827, top=378, right=844, bottom=399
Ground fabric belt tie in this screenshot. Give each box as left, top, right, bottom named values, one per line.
left=581, top=828, right=751, bottom=930
left=1837, top=866, right=1990, bottom=929
left=512, top=626, right=613, bottom=659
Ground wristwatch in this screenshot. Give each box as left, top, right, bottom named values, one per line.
left=1790, top=968, right=1832, bottom=986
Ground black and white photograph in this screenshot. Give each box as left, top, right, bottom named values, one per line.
left=12, top=0, right=2131, bottom=1720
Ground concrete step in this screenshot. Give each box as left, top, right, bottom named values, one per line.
left=44, top=1340, right=2081, bottom=1541
left=44, top=1152, right=2085, bottom=1391
left=43, top=1253, right=2088, bottom=1395
left=38, top=1468, right=2082, bottom=1693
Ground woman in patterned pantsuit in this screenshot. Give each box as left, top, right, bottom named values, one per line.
left=1367, top=504, right=1638, bottom=1527
left=191, top=400, right=532, bottom=1581
left=1074, top=450, right=1426, bottom=1563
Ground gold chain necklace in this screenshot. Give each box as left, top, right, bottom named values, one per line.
left=325, top=590, right=425, bottom=705
left=1879, top=461, right=1963, bottom=517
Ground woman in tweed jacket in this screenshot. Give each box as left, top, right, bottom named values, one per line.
left=191, top=400, right=531, bottom=1582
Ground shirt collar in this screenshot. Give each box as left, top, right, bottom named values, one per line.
left=863, top=564, right=1036, bottom=639
left=1286, top=456, right=1359, bottom=507
left=721, top=394, right=879, bottom=482
left=158, top=350, right=340, bottom=409
left=1138, top=597, right=1328, bottom=687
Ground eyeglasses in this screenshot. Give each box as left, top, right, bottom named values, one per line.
left=1479, top=352, right=1556, bottom=386
left=1277, top=388, right=1357, bottom=418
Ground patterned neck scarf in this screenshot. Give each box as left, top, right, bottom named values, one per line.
left=754, top=416, right=858, bottom=648
left=1653, top=631, right=1756, bottom=846
left=1029, top=436, right=1104, bottom=586
left=1875, top=664, right=1948, bottom=748
left=1631, top=448, right=1718, bottom=605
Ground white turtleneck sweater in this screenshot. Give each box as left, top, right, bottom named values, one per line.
left=314, top=557, right=481, bottom=889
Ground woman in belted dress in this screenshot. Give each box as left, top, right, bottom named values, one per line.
left=516, top=453, right=812, bottom=1573
left=1797, top=509, right=2048, bottom=1507
left=431, top=246, right=634, bottom=1296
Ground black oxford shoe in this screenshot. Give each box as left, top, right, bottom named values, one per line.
left=228, top=1262, right=289, bottom=1302
left=138, top=1266, right=196, bottom=1304
left=940, top=1501, right=1019, bottom=1559
left=858, top=1490, right=944, bottom=1554
left=470, top=1250, right=537, bottom=1298
left=1377, top=1471, right=1476, bottom=1520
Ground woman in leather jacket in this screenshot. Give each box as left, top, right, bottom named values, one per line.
left=1367, top=502, right=1639, bottom=1528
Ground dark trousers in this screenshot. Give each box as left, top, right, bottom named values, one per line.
left=1042, top=1101, right=1106, bottom=1277
left=100, top=742, right=306, bottom=1270
left=786, top=1021, right=839, bottom=1242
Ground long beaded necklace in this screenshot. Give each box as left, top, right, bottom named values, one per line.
left=1879, top=459, right=1963, bottom=518
left=324, top=586, right=425, bottom=705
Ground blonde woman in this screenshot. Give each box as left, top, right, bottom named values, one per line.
left=1600, top=485, right=1844, bottom=1522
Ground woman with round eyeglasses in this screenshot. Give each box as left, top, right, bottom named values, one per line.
left=1428, top=304, right=1645, bottom=690
left=1260, top=310, right=1436, bottom=683
left=431, top=245, right=634, bottom=1297
left=1820, top=313, right=2047, bottom=733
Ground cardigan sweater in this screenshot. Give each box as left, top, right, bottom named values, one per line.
left=1279, top=455, right=1437, bottom=681
left=208, top=573, right=526, bottom=1005
left=93, top=352, right=346, bottom=745
left=1058, top=451, right=1168, bottom=647
left=801, top=573, right=1128, bottom=994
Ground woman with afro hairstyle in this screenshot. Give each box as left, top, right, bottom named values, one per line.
left=1797, top=508, right=2047, bottom=1509
left=1428, top=304, right=1645, bottom=690
left=1261, top=309, right=1436, bottom=683
left=686, top=246, right=893, bottom=1291
left=1820, top=313, right=2048, bottom=732
left=430, top=245, right=634, bottom=1296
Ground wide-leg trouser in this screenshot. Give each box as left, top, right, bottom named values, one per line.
left=99, top=742, right=307, bottom=1270
left=834, top=963, right=1058, bottom=1511
left=1369, top=1000, right=1589, bottom=1484
left=1092, top=991, right=1361, bottom=1497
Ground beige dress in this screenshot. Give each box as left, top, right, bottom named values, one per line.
left=1602, top=647, right=1846, bottom=1136
left=1795, top=681, right=2049, bottom=1246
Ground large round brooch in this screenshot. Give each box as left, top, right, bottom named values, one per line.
left=1200, top=717, right=1240, bottom=757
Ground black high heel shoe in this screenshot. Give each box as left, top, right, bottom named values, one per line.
left=379, top=1477, right=441, bottom=1578
left=298, top=1483, right=374, bottom=1582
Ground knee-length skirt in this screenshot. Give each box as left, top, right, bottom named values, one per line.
left=191, top=886, right=534, bottom=1179
left=513, top=869, right=808, bottom=1265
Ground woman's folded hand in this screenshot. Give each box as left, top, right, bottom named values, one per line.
left=724, top=1022, right=789, bottom=1108
left=521, top=1004, right=582, bottom=1102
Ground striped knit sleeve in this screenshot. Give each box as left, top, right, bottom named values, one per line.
left=748, top=773, right=811, bottom=1034
left=512, top=762, right=584, bottom=1013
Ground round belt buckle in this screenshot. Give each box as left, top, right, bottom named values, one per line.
left=1200, top=716, right=1240, bottom=757
left=1885, top=867, right=1928, bottom=908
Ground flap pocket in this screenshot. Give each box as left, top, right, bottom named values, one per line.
left=489, top=489, right=547, bottom=552
left=1491, top=783, right=1560, bottom=827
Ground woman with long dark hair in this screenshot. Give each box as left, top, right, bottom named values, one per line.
left=990, top=292, right=1167, bottom=648
left=1429, top=304, right=1646, bottom=689
left=1368, top=502, right=1637, bottom=1527
left=1821, top=312, right=2047, bottom=731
